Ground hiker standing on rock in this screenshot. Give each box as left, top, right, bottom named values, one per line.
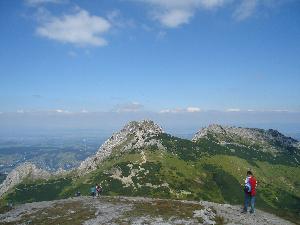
left=242, top=170, right=257, bottom=214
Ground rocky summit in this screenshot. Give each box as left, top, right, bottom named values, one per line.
left=0, top=163, right=50, bottom=198
left=78, top=120, right=164, bottom=174
left=192, top=124, right=300, bottom=155
left=0, top=120, right=299, bottom=224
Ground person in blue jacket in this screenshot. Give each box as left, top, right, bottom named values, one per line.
left=90, top=186, right=96, bottom=198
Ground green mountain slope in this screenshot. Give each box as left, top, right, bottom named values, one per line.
left=1, top=121, right=299, bottom=223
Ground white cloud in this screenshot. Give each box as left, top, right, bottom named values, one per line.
left=186, top=107, right=201, bottom=113
left=271, top=109, right=290, bottom=112
left=159, top=108, right=182, bottom=113
left=36, top=9, right=111, bottom=47
left=55, top=109, right=70, bottom=113
left=141, top=0, right=226, bottom=9
left=113, top=102, right=144, bottom=112
left=154, top=9, right=193, bottom=28
left=132, top=0, right=292, bottom=27
left=160, top=108, right=294, bottom=114
left=106, top=10, right=136, bottom=29
left=159, top=109, right=171, bottom=113
left=160, top=106, right=201, bottom=113
left=200, top=0, right=228, bottom=9
left=132, top=0, right=228, bottom=28
left=233, top=0, right=258, bottom=21
left=226, top=108, right=241, bottom=112
left=17, top=109, right=25, bottom=114
left=245, top=109, right=292, bottom=113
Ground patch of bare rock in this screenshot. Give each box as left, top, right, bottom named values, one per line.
left=0, top=196, right=294, bottom=225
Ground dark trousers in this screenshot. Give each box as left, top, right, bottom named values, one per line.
left=244, top=192, right=255, bottom=212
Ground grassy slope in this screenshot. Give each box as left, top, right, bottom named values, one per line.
left=200, top=155, right=300, bottom=222
left=159, top=133, right=300, bottom=223
left=1, top=134, right=299, bottom=223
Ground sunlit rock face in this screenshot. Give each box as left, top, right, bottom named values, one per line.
left=0, top=162, right=50, bottom=198
left=78, top=120, right=164, bottom=175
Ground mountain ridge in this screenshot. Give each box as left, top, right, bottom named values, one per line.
left=1, top=120, right=299, bottom=224
left=193, top=124, right=299, bottom=149
left=1, top=121, right=299, bottom=198
left=192, top=124, right=300, bottom=164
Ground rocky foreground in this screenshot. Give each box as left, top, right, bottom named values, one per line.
left=0, top=196, right=293, bottom=225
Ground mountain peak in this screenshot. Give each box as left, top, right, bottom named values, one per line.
left=192, top=124, right=227, bottom=141
left=78, top=120, right=163, bottom=174
left=192, top=124, right=299, bottom=154
left=122, top=120, right=163, bottom=135
left=0, top=162, right=50, bottom=198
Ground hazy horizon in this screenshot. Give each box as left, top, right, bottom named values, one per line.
left=1, top=111, right=300, bottom=140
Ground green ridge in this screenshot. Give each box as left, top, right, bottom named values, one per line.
left=1, top=131, right=299, bottom=223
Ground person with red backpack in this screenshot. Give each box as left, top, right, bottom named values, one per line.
left=242, top=170, right=257, bottom=214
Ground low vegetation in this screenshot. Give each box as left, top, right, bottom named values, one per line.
left=1, top=130, right=299, bottom=223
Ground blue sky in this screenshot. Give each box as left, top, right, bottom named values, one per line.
left=0, top=0, right=300, bottom=133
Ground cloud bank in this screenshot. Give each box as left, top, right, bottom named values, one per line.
left=160, top=106, right=202, bottom=113
left=132, top=0, right=288, bottom=28
left=134, top=0, right=227, bottom=27
left=233, top=0, right=258, bottom=21
left=1, top=109, right=300, bottom=136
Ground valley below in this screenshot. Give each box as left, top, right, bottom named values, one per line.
left=0, top=132, right=106, bottom=174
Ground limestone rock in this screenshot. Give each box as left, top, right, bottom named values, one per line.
left=78, top=120, right=164, bottom=175
left=0, top=162, right=50, bottom=198
left=192, top=124, right=300, bottom=153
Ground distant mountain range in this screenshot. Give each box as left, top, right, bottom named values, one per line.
left=0, top=120, right=299, bottom=223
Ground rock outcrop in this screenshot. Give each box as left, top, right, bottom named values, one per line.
left=0, top=162, right=50, bottom=198
left=192, top=124, right=300, bottom=153
left=78, top=120, right=164, bottom=175
left=0, top=120, right=164, bottom=197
